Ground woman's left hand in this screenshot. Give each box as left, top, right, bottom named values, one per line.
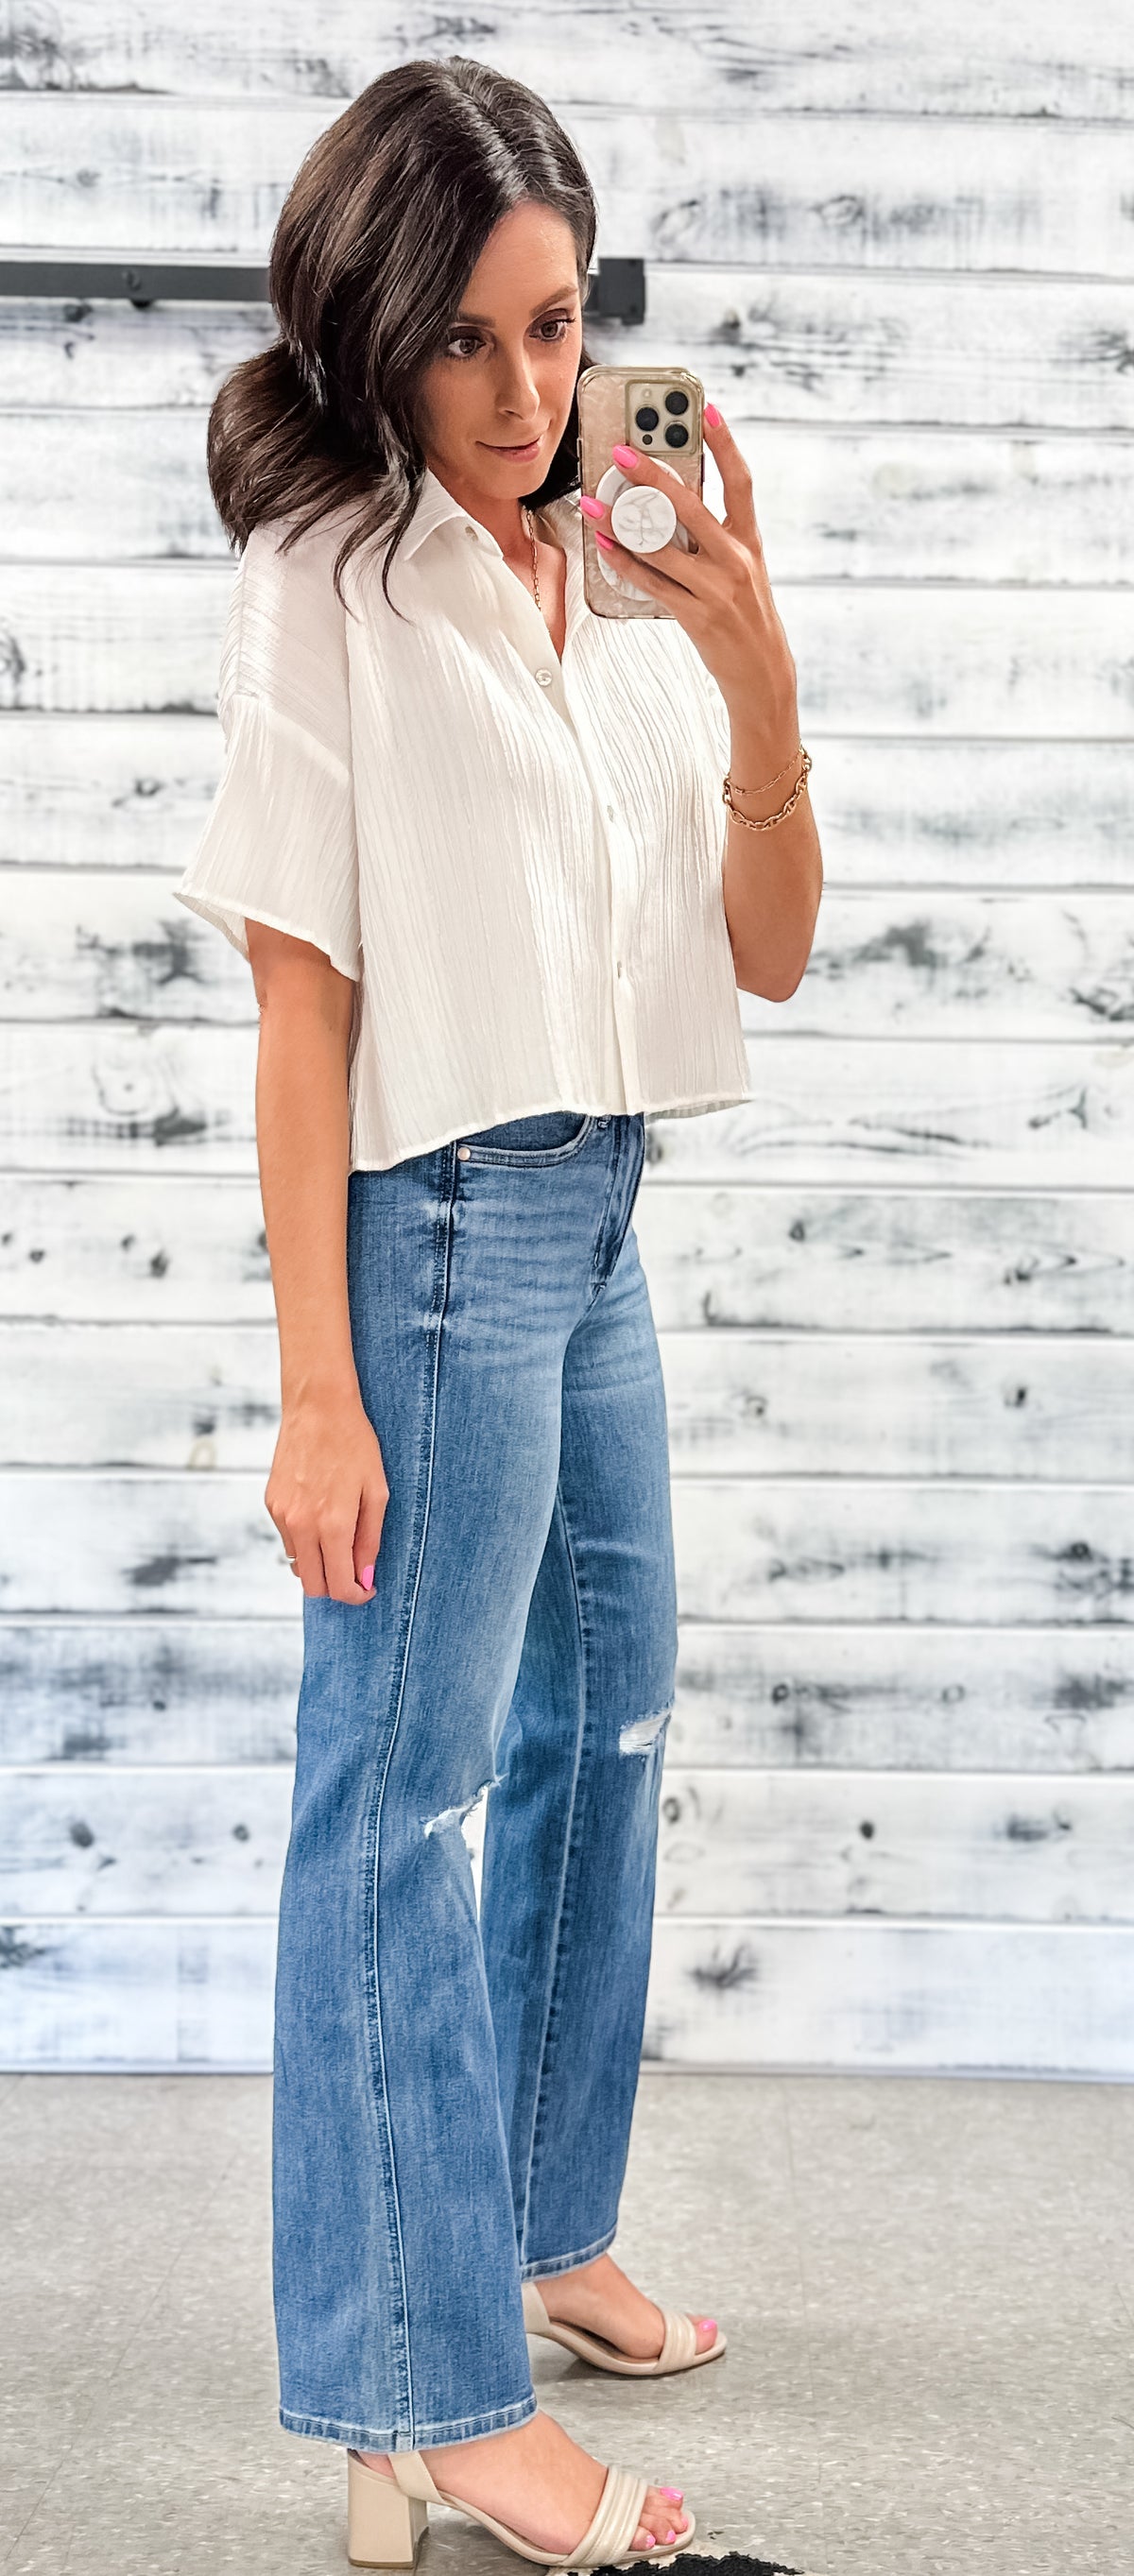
left=582, top=407, right=797, bottom=731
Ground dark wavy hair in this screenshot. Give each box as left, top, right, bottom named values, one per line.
left=207, top=56, right=599, bottom=615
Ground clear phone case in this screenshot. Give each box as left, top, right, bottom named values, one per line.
left=576, top=363, right=704, bottom=621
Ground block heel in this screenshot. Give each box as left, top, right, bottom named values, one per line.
left=347, top=2451, right=429, bottom=2567
left=343, top=2413, right=696, bottom=2568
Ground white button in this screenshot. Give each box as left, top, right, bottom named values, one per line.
left=457, top=1144, right=471, bottom=1159
left=535, top=667, right=554, bottom=687
left=616, top=960, right=625, bottom=977
left=606, top=803, right=615, bottom=820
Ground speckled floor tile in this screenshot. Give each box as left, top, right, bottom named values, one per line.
left=4, top=2069, right=1132, bottom=2574
left=780, top=2072, right=1134, bottom=2576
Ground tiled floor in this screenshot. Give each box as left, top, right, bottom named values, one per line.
left=3, top=2068, right=1132, bottom=2573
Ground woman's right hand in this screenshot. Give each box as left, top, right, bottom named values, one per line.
left=265, top=1392, right=389, bottom=1602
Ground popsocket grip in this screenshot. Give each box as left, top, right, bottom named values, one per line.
left=609, top=483, right=678, bottom=555
left=592, top=461, right=690, bottom=602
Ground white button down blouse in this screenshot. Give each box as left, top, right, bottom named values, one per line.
left=173, top=463, right=752, bottom=1170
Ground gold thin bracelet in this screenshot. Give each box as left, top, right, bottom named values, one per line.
left=729, top=741, right=805, bottom=797
left=723, top=748, right=812, bottom=832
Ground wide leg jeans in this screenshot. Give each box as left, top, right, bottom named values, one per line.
left=271, top=1108, right=679, bottom=2450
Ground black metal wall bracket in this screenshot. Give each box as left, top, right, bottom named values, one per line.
left=583, top=258, right=645, bottom=325
left=0, top=251, right=645, bottom=322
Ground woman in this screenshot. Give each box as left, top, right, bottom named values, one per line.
left=175, top=54, right=821, bottom=2573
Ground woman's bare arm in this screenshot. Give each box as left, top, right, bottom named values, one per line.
left=247, top=919, right=388, bottom=1602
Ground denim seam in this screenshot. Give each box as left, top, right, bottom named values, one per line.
left=279, top=2389, right=539, bottom=2451
left=586, top=1125, right=622, bottom=1307
left=586, top=1113, right=644, bottom=1309
left=363, top=1142, right=460, bottom=2447
left=517, top=1478, right=592, bottom=2269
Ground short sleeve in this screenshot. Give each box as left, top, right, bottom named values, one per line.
left=173, top=516, right=361, bottom=982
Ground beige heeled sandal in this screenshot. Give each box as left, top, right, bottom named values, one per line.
left=346, top=2434, right=697, bottom=2570
left=523, top=2275, right=726, bottom=2377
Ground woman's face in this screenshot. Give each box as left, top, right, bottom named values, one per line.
left=417, top=200, right=584, bottom=503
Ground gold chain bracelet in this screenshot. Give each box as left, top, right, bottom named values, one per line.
left=723, top=747, right=812, bottom=832
left=729, top=741, right=805, bottom=796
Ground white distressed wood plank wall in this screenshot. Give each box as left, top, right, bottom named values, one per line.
left=2, top=2, right=1132, bottom=2071
left=6, top=3, right=1130, bottom=115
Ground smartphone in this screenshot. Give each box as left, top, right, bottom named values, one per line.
left=576, top=363, right=704, bottom=621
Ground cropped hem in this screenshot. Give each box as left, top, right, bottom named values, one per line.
left=279, top=2387, right=539, bottom=2449
left=639, top=1081, right=751, bottom=1123
left=344, top=1083, right=751, bottom=1175
left=520, top=2220, right=618, bottom=2281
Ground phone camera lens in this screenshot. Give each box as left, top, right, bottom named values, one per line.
left=664, top=390, right=690, bottom=415
left=664, top=423, right=689, bottom=448
left=633, top=405, right=660, bottom=432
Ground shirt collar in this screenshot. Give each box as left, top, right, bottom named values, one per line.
left=398, top=463, right=580, bottom=563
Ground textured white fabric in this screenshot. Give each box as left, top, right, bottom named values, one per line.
left=174, top=464, right=752, bottom=1171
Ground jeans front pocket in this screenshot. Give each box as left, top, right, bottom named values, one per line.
left=457, top=1109, right=595, bottom=1166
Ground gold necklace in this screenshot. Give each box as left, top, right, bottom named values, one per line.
left=522, top=504, right=541, bottom=610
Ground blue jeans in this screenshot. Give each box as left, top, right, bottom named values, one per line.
left=271, top=1108, right=679, bottom=2449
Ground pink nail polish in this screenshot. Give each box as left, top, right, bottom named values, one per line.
left=361, top=1564, right=375, bottom=1589
left=704, top=402, right=722, bottom=427
left=578, top=493, right=604, bottom=519
left=664, top=2531, right=677, bottom=2545
left=661, top=2489, right=682, bottom=2502
left=700, top=2318, right=717, bottom=2334
left=594, top=531, right=614, bottom=550
left=611, top=442, right=638, bottom=468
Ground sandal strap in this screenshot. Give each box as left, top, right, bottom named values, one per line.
left=522, top=2277, right=552, bottom=2334
left=657, top=2308, right=700, bottom=2371
left=389, top=2452, right=445, bottom=2504
left=524, top=2276, right=703, bottom=2377
left=572, top=2464, right=650, bottom=2565
left=388, top=2442, right=650, bottom=2568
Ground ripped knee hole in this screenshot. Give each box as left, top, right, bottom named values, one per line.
left=618, top=1703, right=673, bottom=1755
left=422, top=1775, right=501, bottom=1838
